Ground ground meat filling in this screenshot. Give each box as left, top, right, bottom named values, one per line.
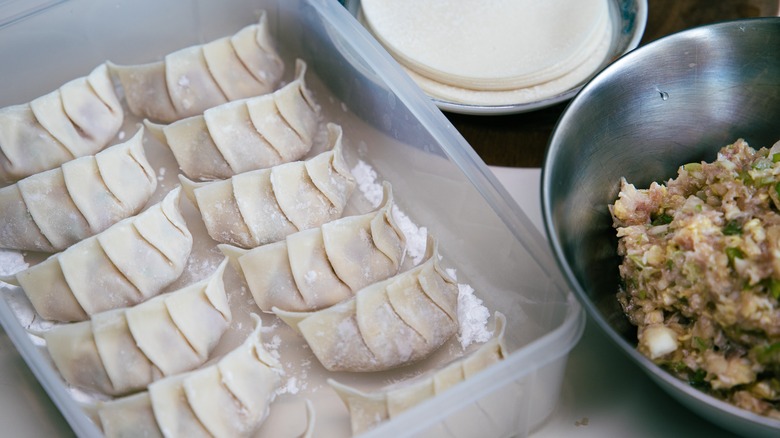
left=610, top=138, right=780, bottom=419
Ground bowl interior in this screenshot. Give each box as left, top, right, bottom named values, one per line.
left=542, top=17, right=780, bottom=436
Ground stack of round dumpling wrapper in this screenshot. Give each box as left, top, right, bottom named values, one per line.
left=360, top=0, right=613, bottom=106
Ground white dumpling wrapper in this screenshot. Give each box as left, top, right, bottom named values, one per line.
left=274, top=238, right=459, bottom=372
left=329, top=313, right=507, bottom=434
left=6, top=187, right=192, bottom=322
left=220, top=181, right=405, bottom=313
left=94, top=314, right=282, bottom=438
left=109, top=11, right=283, bottom=123
left=180, top=123, right=354, bottom=249
left=0, top=63, right=123, bottom=182
left=44, top=259, right=231, bottom=396
left=145, top=59, right=318, bottom=180
left=0, top=127, right=156, bottom=252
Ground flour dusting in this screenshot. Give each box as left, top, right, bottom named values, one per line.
left=351, top=160, right=384, bottom=208
left=456, top=283, right=492, bottom=349
left=0, top=250, right=28, bottom=277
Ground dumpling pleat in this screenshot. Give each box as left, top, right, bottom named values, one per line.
left=0, top=127, right=156, bottom=252
left=98, top=392, right=164, bottom=438
left=11, top=187, right=192, bottom=322
left=44, top=260, right=231, bottom=396
left=225, top=182, right=404, bottom=313
left=0, top=105, right=73, bottom=182
left=184, top=123, right=354, bottom=248
left=92, top=309, right=161, bottom=395
left=165, top=46, right=229, bottom=119
left=17, top=169, right=91, bottom=250
left=275, top=239, right=459, bottom=372
left=287, top=227, right=352, bottom=309
left=109, top=12, right=283, bottom=124
left=232, top=168, right=298, bottom=246
left=204, top=100, right=282, bottom=174
left=150, top=58, right=317, bottom=181
left=95, top=314, right=281, bottom=438
left=231, top=11, right=284, bottom=87
left=149, top=375, right=212, bottom=438
left=328, top=313, right=507, bottom=434
left=355, top=284, right=428, bottom=367
left=0, top=63, right=123, bottom=183
left=202, top=36, right=267, bottom=101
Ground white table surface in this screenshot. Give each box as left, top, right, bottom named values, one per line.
left=0, top=166, right=739, bottom=437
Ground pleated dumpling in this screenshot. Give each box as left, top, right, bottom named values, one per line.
left=0, top=63, right=123, bottom=183
left=274, top=238, right=459, bottom=372
left=1, top=187, right=192, bottom=322
left=108, top=11, right=284, bottom=123
left=146, top=59, right=319, bottom=180
left=180, top=123, right=354, bottom=248
left=43, top=259, right=231, bottom=396
left=329, top=313, right=507, bottom=434
left=220, top=182, right=405, bottom=312
left=94, top=314, right=282, bottom=438
left=0, top=128, right=156, bottom=252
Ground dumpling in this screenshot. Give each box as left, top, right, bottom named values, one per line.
left=220, top=181, right=405, bottom=312
left=180, top=123, right=355, bottom=248
left=0, top=127, right=156, bottom=252
left=1, top=187, right=192, bottom=322
left=108, top=11, right=284, bottom=123
left=146, top=59, right=319, bottom=180
left=43, top=259, right=231, bottom=396
left=0, top=64, right=123, bottom=183
left=329, top=312, right=507, bottom=434
left=274, top=238, right=459, bottom=372
left=94, top=313, right=282, bottom=438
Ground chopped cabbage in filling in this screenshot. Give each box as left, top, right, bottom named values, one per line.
left=611, top=138, right=780, bottom=419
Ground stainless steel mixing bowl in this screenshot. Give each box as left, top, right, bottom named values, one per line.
left=542, top=17, right=780, bottom=437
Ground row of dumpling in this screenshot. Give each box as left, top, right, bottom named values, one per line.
left=0, top=14, right=509, bottom=437
left=0, top=11, right=283, bottom=184
left=0, top=56, right=321, bottom=253
left=0, top=12, right=317, bottom=436
left=0, top=96, right=344, bottom=437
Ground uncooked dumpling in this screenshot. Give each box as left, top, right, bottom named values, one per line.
left=95, top=313, right=281, bottom=438
left=108, top=11, right=284, bottom=123
left=0, top=128, right=156, bottom=252
left=220, top=181, right=405, bottom=312
left=180, top=123, right=354, bottom=248
left=0, top=63, right=123, bottom=182
left=329, top=312, right=507, bottom=434
left=44, top=259, right=231, bottom=396
left=2, top=187, right=192, bottom=322
left=146, top=59, right=319, bottom=180
left=274, top=238, right=459, bottom=372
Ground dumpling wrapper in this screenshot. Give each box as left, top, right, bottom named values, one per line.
left=4, top=187, right=192, bottom=322
left=0, top=63, right=123, bottom=182
left=109, top=11, right=284, bottom=123
left=220, top=181, right=406, bottom=313
left=145, top=59, right=319, bottom=181
left=329, top=312, right=507, bottom=434
left=94, top=313, right=281, bottom=438
left=0, top=127, right=156, bottom=252
left=180, top=123, right=354, bottom=249
left=274, top=238, right=460, bottom=372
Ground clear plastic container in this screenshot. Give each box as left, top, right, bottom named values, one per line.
left=0, top=1, right=584, bottom=436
